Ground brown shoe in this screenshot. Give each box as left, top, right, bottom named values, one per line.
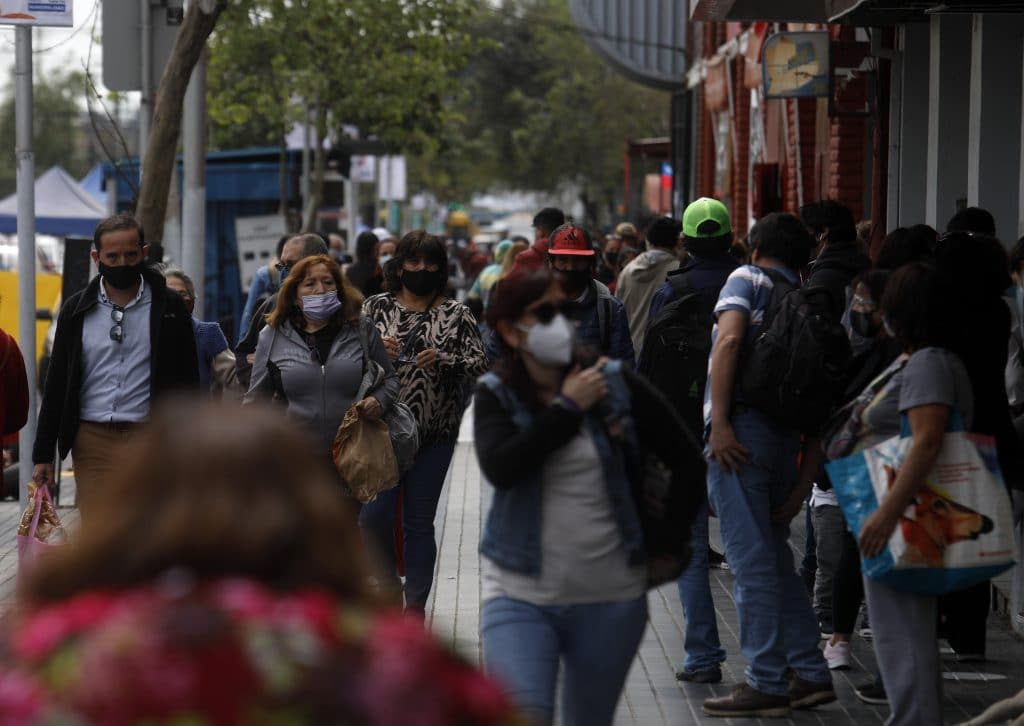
left=702, top=684, right=791, bottom=718
left=789, top=674, right=837, bottom=709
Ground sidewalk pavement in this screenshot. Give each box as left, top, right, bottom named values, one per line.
left=427, top=406, right=1024, bottom=725
left=1, top=425, right=1022, bottom=725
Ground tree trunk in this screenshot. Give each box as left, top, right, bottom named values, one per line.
left=278, top=136, right=288, bottom=224
left=136, top=0, right=224, bottom=253
left=302, top=105, right=329, bottom=232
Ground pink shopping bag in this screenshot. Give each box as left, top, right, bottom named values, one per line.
left=17, top=484, right=66, bottom=577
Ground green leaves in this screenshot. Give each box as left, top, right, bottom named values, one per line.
left=208, top=0, right=480, bottom=152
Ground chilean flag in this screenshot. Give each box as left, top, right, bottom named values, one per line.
left=660, top=162, right=673, bottom=190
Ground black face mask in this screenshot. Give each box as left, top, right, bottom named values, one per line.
left=849, top=310, right=881, bottom=339
left=99, top=262, right=145, bottom=290
left=401, top=268, right=441, bottom=297
left=560, top=269, right=592, bottom=295
left=604, top=251, right=620, bottom=266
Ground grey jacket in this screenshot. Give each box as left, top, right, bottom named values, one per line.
left=245, top=316, right=399, bottom=452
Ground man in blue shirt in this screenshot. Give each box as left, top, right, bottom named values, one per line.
left=31, top=215, right=199, bottom=518
left=702, top=213, right=834, bottom=718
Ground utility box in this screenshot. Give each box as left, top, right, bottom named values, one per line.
left=102, top=0, right=180, bottom=92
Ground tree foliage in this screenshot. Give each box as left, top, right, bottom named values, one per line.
left=208, top=0, right=479, bottom=229
left=409, top=0, right=671, bottom=224
left=0, top=69, right=90, bottom=198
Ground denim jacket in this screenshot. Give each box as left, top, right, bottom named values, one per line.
left=476, top=361, right=646, bottom=576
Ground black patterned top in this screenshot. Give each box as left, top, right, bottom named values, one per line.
left=362, top=294, right=488, bottom=445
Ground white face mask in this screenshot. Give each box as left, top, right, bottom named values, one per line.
left=518, top=313, right=574, bottom=367
left=379, top=254, right=393, bottom=266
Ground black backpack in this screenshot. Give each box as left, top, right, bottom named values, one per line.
left=738, top=268, right=851, bottom=433
left=639, top=273, right=715, bottom=437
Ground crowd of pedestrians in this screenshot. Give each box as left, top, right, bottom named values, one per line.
left=0, top=197, right=1020, bottom=724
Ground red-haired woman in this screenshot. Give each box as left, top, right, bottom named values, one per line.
left=245, top=254, right=398, bottom=459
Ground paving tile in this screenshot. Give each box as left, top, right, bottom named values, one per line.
left=427, top=433, right=1024, bottom=726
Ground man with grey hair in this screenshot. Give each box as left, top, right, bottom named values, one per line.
left=233, top=233, right=329, bottom=388
left=164, top=269, right=237, bottom=394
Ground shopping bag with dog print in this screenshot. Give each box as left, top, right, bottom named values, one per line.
left=827, top=429, right=1015, bottom=595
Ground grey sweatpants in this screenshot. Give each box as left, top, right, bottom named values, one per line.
left=863, top=574, right=942, bottom=726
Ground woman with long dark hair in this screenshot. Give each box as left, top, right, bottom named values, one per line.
left=475, top=267, right=703, bottom=726
left=359, top=231, right=488, bottom=613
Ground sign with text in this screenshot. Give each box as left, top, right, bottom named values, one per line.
left=350, top=155, right=376, bottom=183
left=0, top=0, right=72, bottom=26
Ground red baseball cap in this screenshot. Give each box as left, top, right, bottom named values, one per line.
left=547, top=224, right=594, bottom=256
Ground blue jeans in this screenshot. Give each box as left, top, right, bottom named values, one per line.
left=707, top=408, right=830, bottom=696
left=359, top=442, right=456, bottom=612
left=481, top=595, right=648, bottom=726
left=676, top=498, right=726, bottom=672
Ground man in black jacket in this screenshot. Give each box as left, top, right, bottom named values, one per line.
left=31, top=214, right=199, bottom=516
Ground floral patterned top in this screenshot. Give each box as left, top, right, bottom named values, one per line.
left=362, top=295, right=488, bottom=445
left=0, top=578, right=518, bottom=726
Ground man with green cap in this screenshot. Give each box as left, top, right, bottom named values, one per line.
left=640, top=197, right=738, bottom=686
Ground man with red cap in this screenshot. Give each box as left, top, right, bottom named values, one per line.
left=545, top=223, right=634, bottom=366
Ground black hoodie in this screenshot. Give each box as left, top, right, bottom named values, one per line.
left=805, top=241, right=871, bottom=319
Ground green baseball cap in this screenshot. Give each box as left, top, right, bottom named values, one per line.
left=682, top=197, right=732, bottom=238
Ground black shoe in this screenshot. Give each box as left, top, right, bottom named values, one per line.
left=788, top=674, right=836, bottom=709
left=703, top=684, right=791, bottom=718
left=676, top=666, right=723, bottom=684
left=709, top=548, right=728, bottom=569
left=854, top=680, right=888, bottom=705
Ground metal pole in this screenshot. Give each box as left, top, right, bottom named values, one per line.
left=344, top=176, right=357, bottom=251
left=139, top=0, right=152, bottom=174
left=183, top=47, right=208, bottom=318
left=15, top=26, right=37, bottom=507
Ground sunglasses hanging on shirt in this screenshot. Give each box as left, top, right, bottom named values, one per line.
left=109, top=305, right=125, bottom=343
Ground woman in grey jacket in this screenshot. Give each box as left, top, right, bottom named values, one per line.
left=245, top=255, right=399, bottom=461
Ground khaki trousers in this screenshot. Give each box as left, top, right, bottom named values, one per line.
left=71, top=421, right=144, bottom=520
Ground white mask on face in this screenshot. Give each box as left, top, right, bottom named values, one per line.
left=518, top=313, right=574, bottom=367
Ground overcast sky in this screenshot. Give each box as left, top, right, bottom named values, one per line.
left=0, top=0, right=115, bottom=103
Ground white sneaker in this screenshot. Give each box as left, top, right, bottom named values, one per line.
left=823, top=640, right=851, bottom=670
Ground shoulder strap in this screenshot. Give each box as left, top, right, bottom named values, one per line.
left=356, top=316, right=371, bottom=374
left=595, top=284, right=612, bottom=352
left=478, top=372, right=531, bottom=430
left=755, top=266, right=796, bottom=329
left=667, top=271, right=693, bottom=298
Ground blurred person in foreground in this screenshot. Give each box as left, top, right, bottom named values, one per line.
left=0, top=400, right=517, bottom=725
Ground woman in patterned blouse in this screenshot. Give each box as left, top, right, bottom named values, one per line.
left=360, top=231, right=488, bottom=613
